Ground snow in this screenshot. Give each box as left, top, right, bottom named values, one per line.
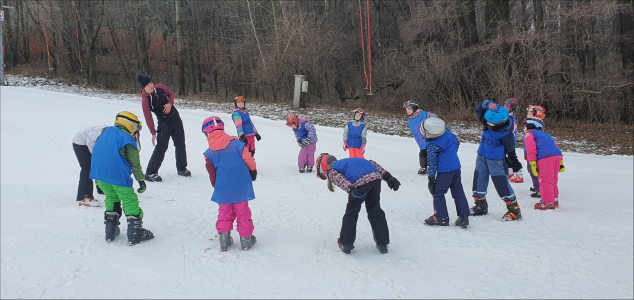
left=1, top=86, right=633, bottom=299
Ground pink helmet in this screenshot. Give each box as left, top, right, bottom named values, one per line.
left=201, top=116, right=224, bottom=133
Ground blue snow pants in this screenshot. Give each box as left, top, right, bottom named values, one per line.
left=472, top=154, right=516, bottom=202
left=433, top=169, right=470, bottom=218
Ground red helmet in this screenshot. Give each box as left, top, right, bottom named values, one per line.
left=286, top=114, right=299, bottom=128
left=315, top=153, right=337, bottom=180
left=527, top=105, right=546, bottom=119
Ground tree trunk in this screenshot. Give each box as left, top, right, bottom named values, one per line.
left=175, top=0, right=186, bottom=95
left=458, top=0, right=479, bottom=47
left=618, top=0, right=634, bottom=76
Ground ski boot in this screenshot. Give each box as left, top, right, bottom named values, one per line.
left=530, top=191, right=541, bottom=198
left=104, top=211, right=121, bottom=242
left=219, top=231, right=233, bottom=251
left=376, top=244, right=388, bottom=254
left=79, top=195, right=101, bottom=207
left=455, top=215, right=469, bottom=229
left=127, top=215, right=155, bottom=246
left=509, top=173, right=524, bottom=183
left=534, top=201, right=557, bottom=210
left=424, top=215, right=449, bottom=226
left=240, top=235, right=257, bottom=251
left=501, top=199, right=522, bottom=221
left=145, top=173, right=163, bottom=182
left=177, top=168, right=192, bottom=177
left=470, top=197, right=488, bottom=216
left=530, top=187, right=535, bottom=192
left=306, top=166, right=313, bottom=173
left=337, top=238, right=354, bottom=254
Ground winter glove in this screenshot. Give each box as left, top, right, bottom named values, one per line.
left=239, top=134, right=248, bottom=143
left=360, top=143, right=366, bottom=154
left=559, top=160, right=565, bottom=173
left=386, top=176, right=401, bottom=191
left=427, top=177, right=435, bottom=195
left=481, top=99, right=492, bottom=109
left=343, top=140, right=349, bottom=151
left=302, top=138, right=311, bottom=146
left=297, top=141, right=304, bottom=147
left=529, top=161, right=539, bottom=177
left=255, top=133, right=261, bottom=141
left=137, top=181, right=147, bottom=193
left=250, top=169, right=257, bottom=181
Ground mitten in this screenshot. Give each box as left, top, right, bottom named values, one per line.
left=360, top=143, right=366, bottom=154
left=239, top=134, right=248, bottom=143
left=481, top=99, right=492, bottom=109
left=343, top=140, right=348, bottom=151
left=386, top=177, right=401, bottom=191
left=302, top=138, right=311, bottom=146
left=255, top=133, right=261, bottom=141
left=250, top=169, right=257, bottom=181
left=137, top=181, right=147, bottom=193
left=529, top=161, right=539, bottom=177
left=427, top=177, right=435, bottom=195
left=559, top=160, right=565, bottom=173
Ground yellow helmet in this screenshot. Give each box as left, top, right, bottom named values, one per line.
left=114, top=111, right=143, bottom=134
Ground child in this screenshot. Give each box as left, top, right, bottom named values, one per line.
left=504, top=98, right=524, bottom=183
left=138, top=74, right=190, bottom=182
left=315, top=153, right=401, bottom=254
left=471, top=100, right=523, bottom=222
left=286, top=114, right=318, bottom=173
left=202, top=116, right=258, bottom=251
left=403, top=100, right=437, bottom=175
left=90, top=111, right=154, bottom=245
left=524, top=105, right=547, bottom=198
left=343, top=108, right=368, bottom=158
left=523, top=117, right=565, bottom=210
left=232, top=95, right=261, bottom=157
left=420, top=117, right=470, bottom=228
left=73, top=125, right=107, bottom=207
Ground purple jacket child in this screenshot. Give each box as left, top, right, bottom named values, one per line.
left=286, top=114, right=318, bottom=173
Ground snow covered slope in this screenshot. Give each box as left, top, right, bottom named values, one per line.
left=1, top=86, right=632, bottom=299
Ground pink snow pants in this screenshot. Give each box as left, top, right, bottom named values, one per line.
left=216, top=202, right=254, bottom=238
left=298, top=143, right=316, bottom=168
left=537, top=155, right=562, bottom=204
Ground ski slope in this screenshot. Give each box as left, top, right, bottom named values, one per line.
left=1, top=86, right=632, bottom=299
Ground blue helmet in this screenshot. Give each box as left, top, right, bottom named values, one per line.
left=484, top=105, right=510, bottom=125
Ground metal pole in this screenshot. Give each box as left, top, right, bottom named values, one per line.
left=1, top=0, right=5, bottom=86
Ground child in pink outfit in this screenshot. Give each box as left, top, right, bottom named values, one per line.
left=523, top=117, right=565, bottom=210
left=202, top=116, right=258, bottom=251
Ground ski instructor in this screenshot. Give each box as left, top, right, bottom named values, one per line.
left=138, top=74, right=190, bottom=182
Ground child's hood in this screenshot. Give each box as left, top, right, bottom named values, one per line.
left=206, top=130, right=238, bottom=150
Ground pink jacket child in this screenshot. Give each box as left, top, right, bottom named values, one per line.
left=202, top=116, right=258, bottom=251
left=523, top=117, right=566, bottom=210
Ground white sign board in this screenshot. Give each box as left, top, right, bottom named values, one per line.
left=0, top=10, right=4, bottom=21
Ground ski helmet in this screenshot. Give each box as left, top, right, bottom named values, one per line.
left=315, top=153, right=337, bottom=180
left=201, top=116, right=224, bottom=134
left=484, top=104, right=510, bottom=125
left=403, top=100, right=419, bottom=112
left=504, top=98, right=520, bottom=113
left=115, top=111, right=143, bottom=134
left=527, top=105, right=546, bottom=119
left=286, top=114, right=300, bottom=128
left=421, top=117, right=446, bottom=139
left=234, top=95, right=246, bottom=108
left=353, top=108, right=366, bottom=121
left=523, top=117, right=544, bottom=130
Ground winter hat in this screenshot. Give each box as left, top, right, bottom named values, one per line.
left=115, top=111, right=143, bottom=134
left=504, top=98, right=520, bottom=113
left=137, top=74, right=152, bottom=88
left=315, top=153, right=337, bottom=180
left=484, top=103, right=510, bottom=125
left=403, top=100, right=419, bottom=112
left=524, top=117, right=544, bottom=130
left=201, top=116, right=225, bottom=134
left=353, top=108, right=366, bottom=122
left=234, top=95, right=246, bottom=108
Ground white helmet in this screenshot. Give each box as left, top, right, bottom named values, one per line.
left=421, top=117, right=446, bottom=139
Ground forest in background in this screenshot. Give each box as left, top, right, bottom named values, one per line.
left=2, top=0, right=633, bottom=124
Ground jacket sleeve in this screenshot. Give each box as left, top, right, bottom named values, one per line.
left=361, top=124, right=367, bottom=144
left=426, top=143, right=440, bottom=179
left=369, top=160, right=387, bottom=176
left=241, top=147, right=257, bottom=170
left=343, top=123, right=349, bottom=141
left=524, top=132, right=538, bottom=162
left=475, top=102, right=488, bottom=127
left=328, top=169, right=354, bottom=192
left=205, top=156, right=216, bottom=187
left=141, top=95, right=157, bottom=135
left=305, top=122, right=318, bottom=142
left=232, top=111, right=244, bottom=136
left=120, top=143, right=145, bottom=182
